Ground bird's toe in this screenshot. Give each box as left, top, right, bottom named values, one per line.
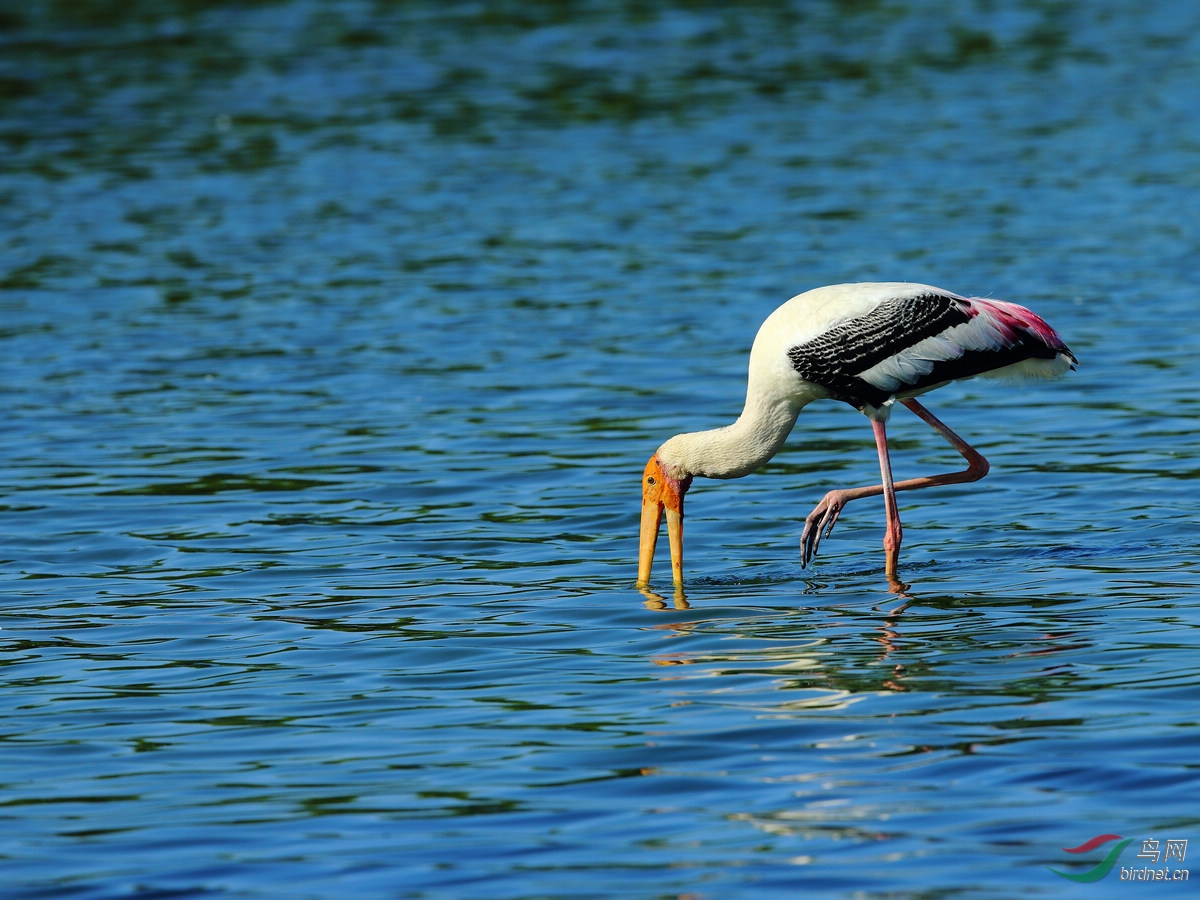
left=801, top=492, right=845, bottom=567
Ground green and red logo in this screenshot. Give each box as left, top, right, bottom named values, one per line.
left=1050, top=833, right=1189, bottom=883
left=1048, top=834, right=1133, bottom=882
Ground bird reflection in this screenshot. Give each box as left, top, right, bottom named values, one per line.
left=871, top=587, right=913, bottom=690
left=639, top=585, right=690, bottom=610
left=638, top=572, right=920, bottom=696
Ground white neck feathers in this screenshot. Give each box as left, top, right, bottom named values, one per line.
left=656, top=362, right=818, bottom=480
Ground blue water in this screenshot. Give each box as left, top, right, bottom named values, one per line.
left=3, top=2, right=1199, bottom=897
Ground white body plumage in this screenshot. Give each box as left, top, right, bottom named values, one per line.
left=656, top=282, right=1075, bottom=480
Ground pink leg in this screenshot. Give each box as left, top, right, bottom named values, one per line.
left=871, top=417, right=902, bottom=579
left=800, top=398, right=990, bottom=569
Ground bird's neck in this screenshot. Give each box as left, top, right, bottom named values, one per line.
left=657, top=384, right=810, bottom=480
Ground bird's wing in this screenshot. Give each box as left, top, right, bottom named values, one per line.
left=787, top=293, right=1069, bottom=409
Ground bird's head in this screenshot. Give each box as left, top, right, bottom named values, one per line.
left=637, top=454, right=692, bottom=587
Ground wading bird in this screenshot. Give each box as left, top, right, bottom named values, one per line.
left=637, top=282, right=1076, bottom=589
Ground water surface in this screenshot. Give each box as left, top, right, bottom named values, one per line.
left=2, top=1, right=1200, bottom=896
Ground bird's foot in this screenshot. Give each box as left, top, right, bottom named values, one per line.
left=800, top=490, right=847, bottom=567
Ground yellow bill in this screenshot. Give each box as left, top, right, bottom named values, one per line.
left=637, top=455, right=690, bottom=588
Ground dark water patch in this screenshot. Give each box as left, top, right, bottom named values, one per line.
left=104, top=474, right=335, bottom=496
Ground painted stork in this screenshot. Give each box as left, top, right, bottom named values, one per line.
left=637, top=282, right=1076, bottom=588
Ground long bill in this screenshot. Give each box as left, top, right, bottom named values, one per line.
left=637, top=455, right=689, bottom=588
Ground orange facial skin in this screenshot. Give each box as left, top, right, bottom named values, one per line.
left=637, top=455, right=692, bottom=587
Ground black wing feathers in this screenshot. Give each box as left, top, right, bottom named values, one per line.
left=786, top=292, right=1060, bottom=409
left=787, top=294, right=969, bottom=408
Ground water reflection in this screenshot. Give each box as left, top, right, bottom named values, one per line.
left=640, top=585, right=690, bottom=610
left=4, top=0, right=1200, bottom=895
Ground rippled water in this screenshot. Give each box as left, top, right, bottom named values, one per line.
left=3, top=1, right=1200, bottom=896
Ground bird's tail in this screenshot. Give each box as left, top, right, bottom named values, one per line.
left=968, top=297, right=1078, bottom=380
